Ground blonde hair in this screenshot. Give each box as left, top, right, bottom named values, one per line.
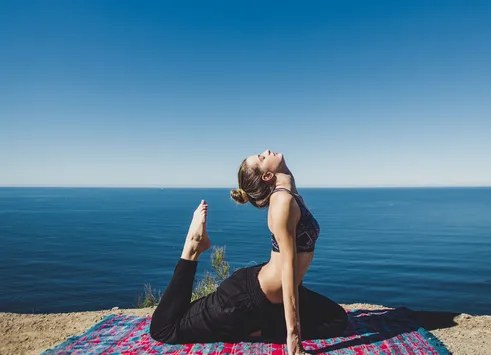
left=230, top=158, right=275, bottom=208
left=230, top=188, right=248, bottom=204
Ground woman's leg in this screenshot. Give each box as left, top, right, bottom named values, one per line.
left=258, top=286, right=348, bottom=343
left=298, top=286, right=348, bottom=340
left=149, top=258, right=200, bottom=342
left=150, top=201, right=258, bottom=344
left=150, top=200, right=215, bottom=343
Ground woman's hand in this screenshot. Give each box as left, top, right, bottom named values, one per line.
left=287, top=333, right=312, bottom=355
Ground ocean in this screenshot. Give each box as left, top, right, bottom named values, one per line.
left=1, top=187, right=490, bottom=315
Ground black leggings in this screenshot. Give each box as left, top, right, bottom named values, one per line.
left=150, top=258, right=348, bottom=344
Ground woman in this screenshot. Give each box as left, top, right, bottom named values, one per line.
left=150, top=150, right=347, bottom=355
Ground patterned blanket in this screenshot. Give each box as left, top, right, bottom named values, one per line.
left=42, top=307, right=450, bottom=354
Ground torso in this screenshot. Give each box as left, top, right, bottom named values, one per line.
left=257, top=189, right=319, bottom=304
left=258, top=251, right=313, bottom=303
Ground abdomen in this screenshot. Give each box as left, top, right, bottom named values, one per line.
left=258, top=251, right=314, bottom=304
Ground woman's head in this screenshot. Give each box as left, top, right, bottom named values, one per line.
left=230, top=149, right=285, bottom=208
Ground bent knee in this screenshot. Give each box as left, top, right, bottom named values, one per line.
left=149, top=320, right=177, bottom=344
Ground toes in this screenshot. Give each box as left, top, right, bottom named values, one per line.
left=195, top=201, right=208, bottom=220
left=196, top=200, right=208, bottom=218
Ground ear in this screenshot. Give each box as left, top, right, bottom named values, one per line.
left=262, top=172, right=275, bottom=183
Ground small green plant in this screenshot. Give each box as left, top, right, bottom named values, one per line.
left=210, top=246, right=230, bottom=282
left=136, top=246, right=230, bottom=308
left=191, top=246, right=230, bottom=301
left=136, top=283, right=163, bottom=308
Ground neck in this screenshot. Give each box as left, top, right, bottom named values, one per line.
left=275, top=172, right=297, bottom=194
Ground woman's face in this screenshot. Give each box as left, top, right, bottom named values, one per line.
left=245, top=149, right=284, bottom=176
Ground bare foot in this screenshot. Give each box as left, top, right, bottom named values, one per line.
left=181, top=200, right=211, bottom=261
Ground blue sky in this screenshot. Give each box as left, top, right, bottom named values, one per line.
left=1, top=1, right=490, bottom=187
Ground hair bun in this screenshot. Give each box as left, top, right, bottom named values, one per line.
left=230, top=188, right=249, bottom=204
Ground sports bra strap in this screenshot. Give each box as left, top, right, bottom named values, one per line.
left=271, top=187, right=296, bottom=195
left=271, top=188, right=306, bottom=207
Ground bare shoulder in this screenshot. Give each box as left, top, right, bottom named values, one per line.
left=269, top=191, right=300, bottom=222
left=270, top=190, right=295, bottom=204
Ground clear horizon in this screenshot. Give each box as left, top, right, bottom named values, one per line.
left=1, top=1, right=490, bottom=188
left=1, top=184, right=490, bottom=189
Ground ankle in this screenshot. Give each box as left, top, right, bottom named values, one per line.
left=181, top=249, right=200, bottom=261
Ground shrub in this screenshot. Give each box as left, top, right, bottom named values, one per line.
left=136, top=246, right=230, bottom=308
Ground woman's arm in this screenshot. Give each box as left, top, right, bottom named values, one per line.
left=271, top=193, right=307, bottom=355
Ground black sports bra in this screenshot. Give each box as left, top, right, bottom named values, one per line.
left=270, top=188, right=320, bottom=253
